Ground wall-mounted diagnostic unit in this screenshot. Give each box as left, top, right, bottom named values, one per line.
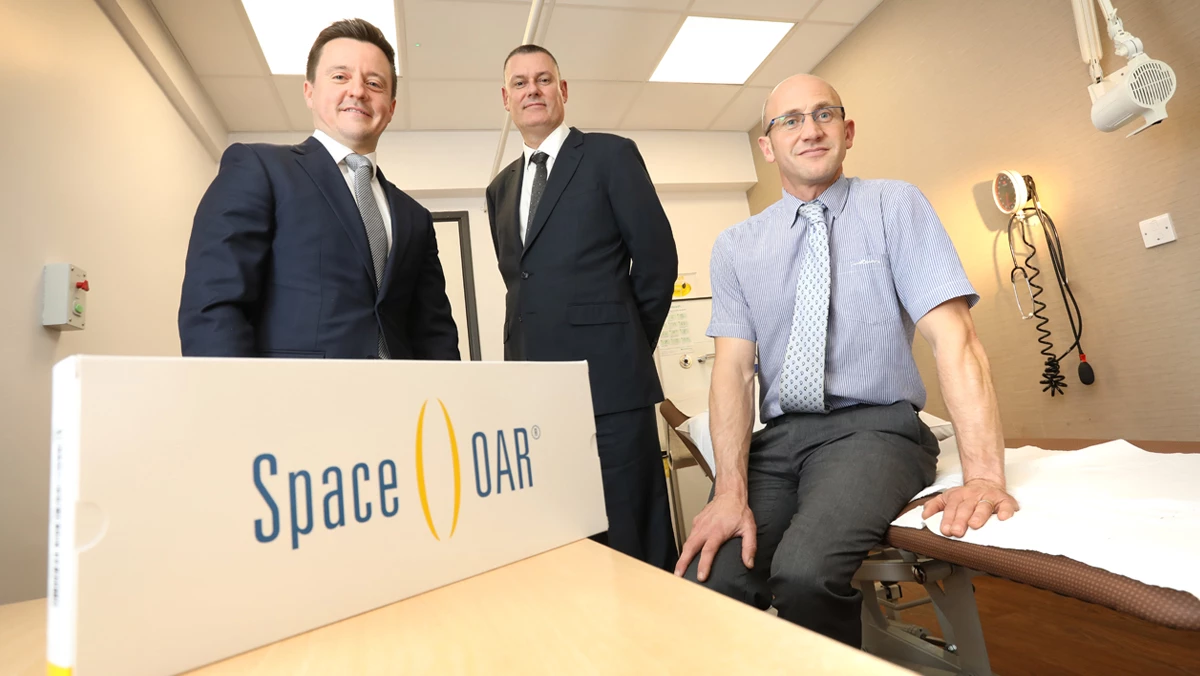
left=43, top=263, right=89, bottom=331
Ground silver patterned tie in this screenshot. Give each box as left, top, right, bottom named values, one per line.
left=344, top=153, right=390, bottom=359
left=779, top=201, right=830, bottom=413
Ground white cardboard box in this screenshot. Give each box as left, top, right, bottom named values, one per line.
left=46, top=356, right=607, bottom=675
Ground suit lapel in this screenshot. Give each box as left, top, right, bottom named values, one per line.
left=490, top=159, right=523, bottom=260
left=295, top=136, right=375, bottom=284
left=522, top=128, right=583, bottom=259
left=374, top=167, right=412, bottom=300
left=505, top=161, right=523, bottom=254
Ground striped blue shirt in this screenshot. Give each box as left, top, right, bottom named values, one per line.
left=708, top=176, right=978, bottom=422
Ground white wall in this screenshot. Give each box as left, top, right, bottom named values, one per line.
left=0, top=0, right=217, bottom=603
left=659, top=192, right=750, bottom=299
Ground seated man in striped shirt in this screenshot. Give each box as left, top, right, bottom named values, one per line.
left=674, top=74, right=1017, bottom=648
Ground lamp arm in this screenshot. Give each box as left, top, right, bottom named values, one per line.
left=1072, top=0, right=1147, bottom=83
left=1071, top=0, right=1105, bottom=82
left=1095, top=0, right=1144, bottom=59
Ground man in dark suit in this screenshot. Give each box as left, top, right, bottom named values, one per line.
left=179, top=19, right=458, bottom=361
left=485, top=45, right=679, bottom=570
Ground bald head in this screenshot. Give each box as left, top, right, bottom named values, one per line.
left=755, top=73, right=854, bottom=201
left=761, top=74, right=844, bottom=133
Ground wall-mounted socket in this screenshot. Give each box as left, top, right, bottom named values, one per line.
left=1139, top=213, right=1176, bottom=248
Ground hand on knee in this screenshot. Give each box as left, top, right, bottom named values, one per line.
left=674, top=493, right=758, bottom=581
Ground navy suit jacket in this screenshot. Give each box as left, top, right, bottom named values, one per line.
left=485, top=128, right=677, bottom=415
left=179, top=136, right=459, bottom=360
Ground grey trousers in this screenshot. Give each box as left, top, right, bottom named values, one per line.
left=683, top=401, right=938, bottom=648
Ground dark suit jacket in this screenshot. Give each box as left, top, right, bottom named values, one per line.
left=485, top=128, right=677, bottom=416
left=178, top=136, right=459, bottom=360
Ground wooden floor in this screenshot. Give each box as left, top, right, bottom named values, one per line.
left=893, top=577, right=1200, bottom=675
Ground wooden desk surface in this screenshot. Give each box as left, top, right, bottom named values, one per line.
left=0, top=540, right=909, bottom=675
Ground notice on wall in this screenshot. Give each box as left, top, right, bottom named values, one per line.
left=658, top=304, right=694, bottom=355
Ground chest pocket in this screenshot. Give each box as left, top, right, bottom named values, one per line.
left=833, top=254, right=900, bottom=325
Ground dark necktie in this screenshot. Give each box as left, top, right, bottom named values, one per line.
left=525, top=151, right=549, bottom=243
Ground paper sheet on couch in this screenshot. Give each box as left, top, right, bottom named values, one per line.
left=891, top=440, right=1200, bottom=600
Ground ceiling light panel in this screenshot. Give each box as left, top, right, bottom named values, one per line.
left=650, top=16, right=793, bottom=85
left=241, top=0, right=400, bottom=76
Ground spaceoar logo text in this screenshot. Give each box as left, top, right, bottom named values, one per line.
left=252, top=399, right=539, bottom=549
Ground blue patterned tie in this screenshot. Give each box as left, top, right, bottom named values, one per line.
left=344, top=153, right=390, bottom=359
left=779, top=201, right=830, bottom=413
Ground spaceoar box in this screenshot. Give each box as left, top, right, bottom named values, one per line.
left=46, top=356, right=607, bottom=675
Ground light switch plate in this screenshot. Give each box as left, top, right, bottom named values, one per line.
left=1139, top=213, right=1176, bottom=248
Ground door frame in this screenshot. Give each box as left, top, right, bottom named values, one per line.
left=431, top=211, right=481, bottom=361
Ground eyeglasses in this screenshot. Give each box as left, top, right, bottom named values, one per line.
left=764, top=106, right=846, bottom=135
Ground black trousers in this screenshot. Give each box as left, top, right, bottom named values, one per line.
left=590, top=405, right=678, bottom=571
left=683, top=401, right=938, bottom=647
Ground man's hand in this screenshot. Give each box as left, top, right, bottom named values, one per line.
left=916, top=299, right=1014, bottom=538
left=921, top=478, right=1018, bottom=537
left=673, top=493, right=756, bottom=581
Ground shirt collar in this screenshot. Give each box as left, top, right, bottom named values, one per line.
left=313, top=129, right=378, bottom=177
left=522, top=123, right=571, bottom=166
left=782, top=174, right=852, bottom=228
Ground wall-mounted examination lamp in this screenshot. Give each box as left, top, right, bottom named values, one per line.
left=1071, top=0, right=1177, bottom=137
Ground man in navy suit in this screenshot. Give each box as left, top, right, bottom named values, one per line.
left=486, top=45, right=679, bottom=569
left=179, top=19, right=458, bottom=361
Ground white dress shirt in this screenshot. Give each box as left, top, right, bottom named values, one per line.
left=519, top=123, right=571, bottom=243
left=312, top=129, right=393, bottom=250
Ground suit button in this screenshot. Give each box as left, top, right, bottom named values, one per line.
left=521, top=271, right=530, bottom=279
left=518, top=315, right=523, bottom=322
